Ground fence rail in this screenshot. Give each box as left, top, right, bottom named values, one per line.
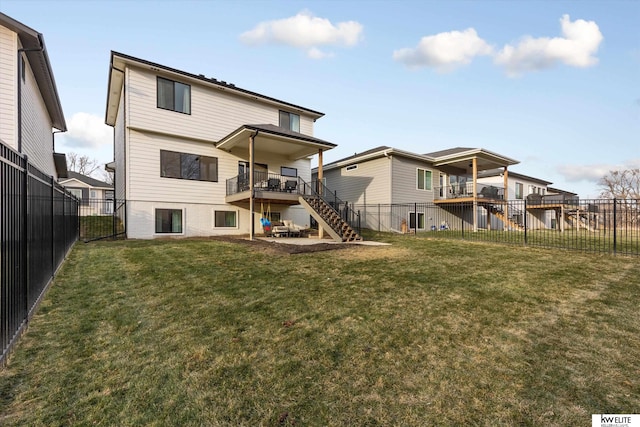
left=1, top=141, right=79, bottom=365
left=354, top=199, right=639, bottom=256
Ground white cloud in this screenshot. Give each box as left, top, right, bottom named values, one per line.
left=392, top=28, right=493, bottom=72
left=240, top=11, right=363, bottom=57
left=557, top=159, right=640, bottom=183
left=495, top=14, right=603, bottom=76
left=60, top=112, right=112, bottom=149
left=307, top=47, right=335, bottom=60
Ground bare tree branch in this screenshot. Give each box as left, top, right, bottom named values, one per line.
left=599, top=168, right=640, bottom=199
left=66, top=152, right=102, bottom=177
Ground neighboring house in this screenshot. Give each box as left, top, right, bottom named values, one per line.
left=59, top=171, right=114, bottom=215
left=314, top=146, right=519, bottom=231
left=105, top=52, right=362, bottom=241
left=0, top=12, right=67, bottom=178
left=316, top=146, right=582, bottom=232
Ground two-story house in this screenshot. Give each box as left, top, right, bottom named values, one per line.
left=0, top=12, right=67, bottom=178
left=105, top=52, right=360, bottom=241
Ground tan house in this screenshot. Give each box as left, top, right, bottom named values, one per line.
left=104, top=51, right=360, bottom=241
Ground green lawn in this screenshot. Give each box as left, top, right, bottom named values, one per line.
left=1, top=234, right=638, bottom=426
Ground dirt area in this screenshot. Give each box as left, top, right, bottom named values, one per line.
left=205, top=235, right=350, bottom=255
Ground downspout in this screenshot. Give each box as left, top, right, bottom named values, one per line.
left=249, top=129, right=259, bottom=240
left=17, top=45, right=45, bottom=153
left=52, top=130, right=64, bottom=151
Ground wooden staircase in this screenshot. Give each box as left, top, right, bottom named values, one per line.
left=300, top=196, right=362, bottom=242
left=487, top=205, right=524, bottom=231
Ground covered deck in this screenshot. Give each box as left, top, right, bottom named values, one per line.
left=216, top=123, right=336, bottom=239
left=425, top=148, right=518, bottom=231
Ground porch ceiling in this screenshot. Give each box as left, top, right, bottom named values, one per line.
left=432, top=148, right=519, bottom=174
left=216, top=124, right=336, bottom=160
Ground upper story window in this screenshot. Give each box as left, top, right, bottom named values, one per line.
left=345, top=165, right=358, bottom=171
left=515, top=182, right=523, bottom=199
left=417, top=168, right=432, bottom=190
left=279, top=110, right=300, bottom=132
left=157, top=77, right=191, bottom=114
left=160, top=150, right=217, bottom=182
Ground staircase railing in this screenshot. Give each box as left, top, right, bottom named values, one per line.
left=301, top=179, right=361, bottom=234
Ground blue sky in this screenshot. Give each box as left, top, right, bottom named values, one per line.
left=2, top=0, right=638, bottom=197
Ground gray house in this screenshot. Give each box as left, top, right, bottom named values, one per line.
left=313, top=146, right=519, bottom=232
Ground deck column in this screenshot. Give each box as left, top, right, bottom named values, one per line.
left=472, top=157, right=478, bottom=232
left=503, top=167, right=509, bottom=229
left=317, top=149, right=324, bottom=239
left=249, top=133, right=255, bottom=240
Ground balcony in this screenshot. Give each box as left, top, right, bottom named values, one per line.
left=225, top=172, right=312, bottom=205
left=434, top=183, right=505, bottom=202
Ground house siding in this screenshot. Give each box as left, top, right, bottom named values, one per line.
left=0, top=24, right=17, bottom=148
left=20, top=49, right=56, bottom=177
left=126, top=67, right=315, bottom=142
left=323, top=156, right=391, bottom=205
left=390, top=156, right=435, bottom=204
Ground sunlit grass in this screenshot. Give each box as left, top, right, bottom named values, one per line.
left=1, top=235, right=638, bottom=426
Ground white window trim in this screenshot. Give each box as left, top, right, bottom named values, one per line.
left=416, top=168, right=433, bottom=191
left=153, top=207, right=185, bottom=236
left=212, top=208, right=240, bottom=230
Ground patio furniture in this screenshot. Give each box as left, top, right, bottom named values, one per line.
left=267, top=178, right=281, bottom=191
left=284, top=180, right=297, bottom=192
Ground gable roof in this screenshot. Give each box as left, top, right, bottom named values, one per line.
left=0, top=13, right=66, bottom=131
left=105, top=51, right=325, bottom=126
left=318, top=146, right=433, bottom=172
left=61, top=171, right=112, bottom=189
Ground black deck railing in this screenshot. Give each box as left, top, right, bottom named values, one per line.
left=305, top=179, right=361, bottom=234
left=1, top=141, right=79, bottom=365
left=226, top=172, right=303, bottom=196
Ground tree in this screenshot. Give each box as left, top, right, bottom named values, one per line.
left=599, top=168, right=640, bottom=200
left=66, top=152, right=101, bottom=177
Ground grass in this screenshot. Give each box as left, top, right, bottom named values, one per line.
left=79, top=216, right=124, bottom=240
left=1, top=234, right=639, bottom=426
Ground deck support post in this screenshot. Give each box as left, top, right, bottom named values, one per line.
left=472, top=157, right=478, bottom=232
left=503, top=167, right=509, bottom=230
left=249, top=133, right=255, bottom=240
left=317, top=149, right=324, bottom=239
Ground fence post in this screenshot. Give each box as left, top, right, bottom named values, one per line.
left=22, top=156, right=29, bottom=313
left=461, top=206, right=464, bottom=238
left=51, top=176, right=55, bottom=274
left=358, top=210, right=361, bottom=234
left=524, top=199, right=528, bottom=245
left=378, top=204, right=380, bottom=231
left=414, top=202, right=417, bottom=234
left=613, top=198, right=617, bottom=255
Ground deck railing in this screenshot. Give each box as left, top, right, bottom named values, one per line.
left=226, top=172, right=303, bottom=196
left=435, top=184, right=505, bottom=200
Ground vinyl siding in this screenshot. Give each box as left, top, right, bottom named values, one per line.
left=323, top=156, right=391, bottom=205
left=390, top=156, right=435, bottom=204
left=127, top=67, right=315, bottom=142
left=20, top=50, right=56, bottom=177
left=0, top=25, right=17, bottom=148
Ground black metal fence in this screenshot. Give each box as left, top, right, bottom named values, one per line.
left=354, top=198, right=639, bottom=256
left=1, top=142, right=79, bottom=364
left=78, top=199, right=126, bottom=242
